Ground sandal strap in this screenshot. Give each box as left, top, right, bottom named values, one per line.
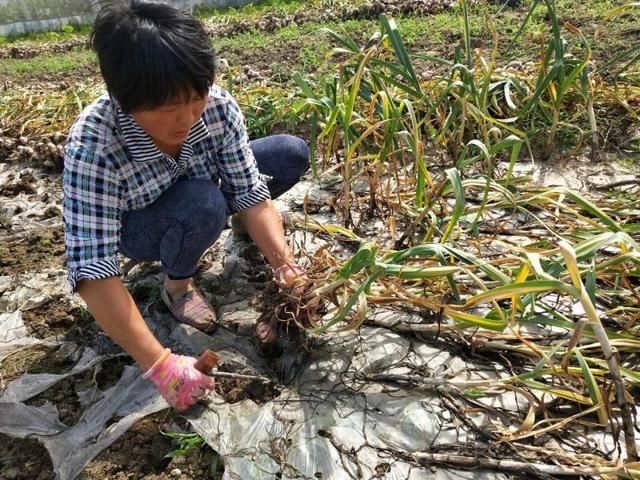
left=162, top=287, right=217, bottom=333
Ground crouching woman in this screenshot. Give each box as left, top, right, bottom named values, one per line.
left=63, top=1, right=308, bottom=411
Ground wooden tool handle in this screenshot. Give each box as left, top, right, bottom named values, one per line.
left=194, top=349, right=220, bottom=374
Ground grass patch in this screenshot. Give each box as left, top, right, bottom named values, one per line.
left=615, top=156, right=639, bottom=169
left=214, top=0, right=637, bottom=78
left=197, top=0, right=310, bottom=20
left=397, top=7, right=479, bottom=44
left=0, top=24, right=91, bottom=46
left=215, top=29, right=271, bottom=51
left=0, top=49, right=96, bottom=76
left=556, top=0, right=619, bottom=17
left=214, top=18, right=377, bottom=77
left=213, top=17, right=375, bottom=51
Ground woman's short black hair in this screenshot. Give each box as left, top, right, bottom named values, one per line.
left=90, top=0, right=215, bottom=113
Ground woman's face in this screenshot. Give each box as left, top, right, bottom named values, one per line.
left=132, top=89, right=208, bottom=154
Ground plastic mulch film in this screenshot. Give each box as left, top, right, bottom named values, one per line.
left=0, top=306, right=167, bottom=479
left=0, top=178, right=511, bottom=479
left=177, top=313, right=510, bottom=480
left=0, top=300, right=511, bottom=480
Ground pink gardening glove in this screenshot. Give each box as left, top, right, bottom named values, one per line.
left=143, top=349, right=215, bottom=411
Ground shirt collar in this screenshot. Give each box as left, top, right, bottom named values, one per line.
left=113, top=98, right=210, bottom=163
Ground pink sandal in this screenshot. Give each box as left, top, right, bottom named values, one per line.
left=161, top=287, right=217, bottom=334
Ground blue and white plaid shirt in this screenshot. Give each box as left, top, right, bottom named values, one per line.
left=63, top=84, right=270, bottom=292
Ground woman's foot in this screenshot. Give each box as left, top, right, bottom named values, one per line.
left=162, top=278, right=217, bottom=334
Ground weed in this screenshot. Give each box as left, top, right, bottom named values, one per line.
left=73, top=306, right=92, bottom=323
left=615, top=157, right=637, bottom=169
left=162, top=431, right=206, bottom=459
left=161, top=431, right=223, bottom=478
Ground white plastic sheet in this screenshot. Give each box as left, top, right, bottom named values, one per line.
left=0, top=292, right=167, bottom=479
left=0, top=274, right=510, bottom=480
left=179, top=318, right=505, bottom=480
left=0, top=310, right=57, bottom=361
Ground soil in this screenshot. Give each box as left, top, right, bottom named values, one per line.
left=0, top=61, right=101, bottom=89
left=27, top=374, right=92, bottom=426
left=0, top=226, right=65, bottom=277
left=0, top=434, right=54, bottom=480
left=20, top=299, right=93, bottom=340
left=215, top=362, right=281, bottom=404
left=0, top=412, right=224, bottom=480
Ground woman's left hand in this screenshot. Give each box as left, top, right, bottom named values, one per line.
left=255, top=262, right=308, bottom=345
left=273, top=262, right=307, bottom=302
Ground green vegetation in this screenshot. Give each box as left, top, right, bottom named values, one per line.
left=160, top=431, right=223, bottom=478
left=195, top=0, right=308, bottom=20
left=0, top=23, right=90, bottom=45
left=0, top=49, right=95, bottom=76
left=283, top=1, right=640, bottom=467
left=0, top=0, right=638, bottom=476
left=162, top=431, right=207, bottom=459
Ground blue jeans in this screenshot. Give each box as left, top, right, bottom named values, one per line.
left=119, top=134, right=309, bottom=279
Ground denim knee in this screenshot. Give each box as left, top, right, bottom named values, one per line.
left=248, top=134, right=310, bottom=199
left=187, top=183, right=228, bottom=234
left=282, top=135, right=310, bottom=179
left=158, top=180, right=228, bottom=278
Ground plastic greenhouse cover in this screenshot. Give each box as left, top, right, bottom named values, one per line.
left=0, top=0, right=262, bottom=36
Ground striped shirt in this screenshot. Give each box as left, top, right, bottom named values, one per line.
left=63, top=85, right=270, bottom=292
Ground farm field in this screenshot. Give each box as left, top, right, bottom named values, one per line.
left=0, top=0, right=639, bottom=479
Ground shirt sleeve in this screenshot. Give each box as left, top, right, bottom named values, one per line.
left=216, top=94, right=271, bottom=213
left=62, top=141, right=123, bottom=293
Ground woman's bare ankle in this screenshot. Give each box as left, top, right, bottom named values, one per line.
left=163, top=277, right=193, bottom=300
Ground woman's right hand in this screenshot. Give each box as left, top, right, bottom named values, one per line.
left=143, top=349, right=215, bottom=411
